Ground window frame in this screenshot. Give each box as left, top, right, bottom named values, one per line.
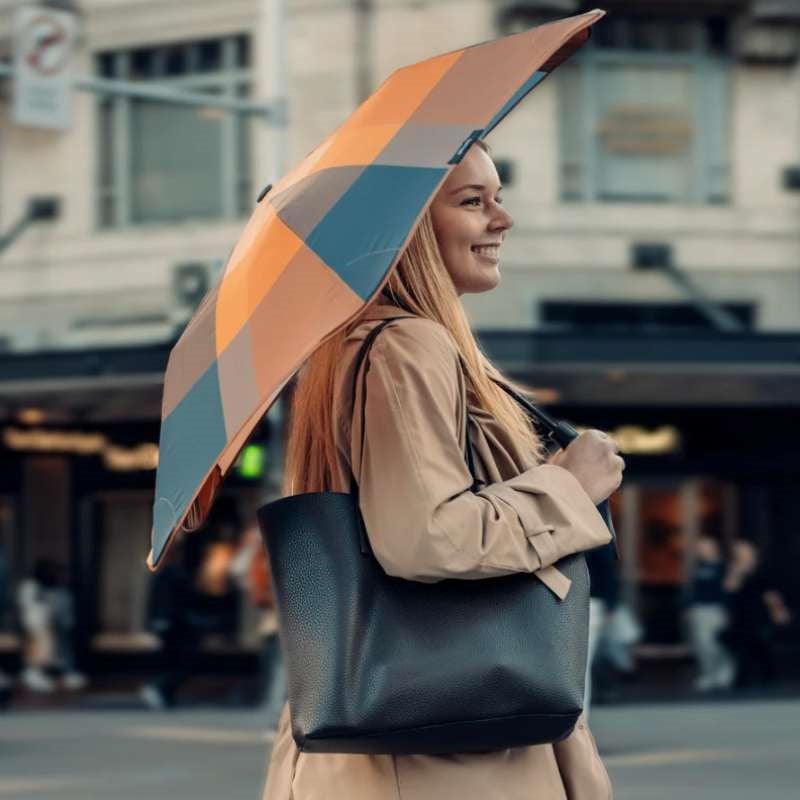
left=559, top=21, right=731, bottom=206
left=95, top=35, right=252, bottom=229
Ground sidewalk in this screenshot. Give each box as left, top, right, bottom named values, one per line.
left=3, top=662, right=799, bottom=714
left=591, top=648, right=800, bottom=708
left=1, top=671, right=262, bottom=712
left=2, top=700, right=799, bottom=800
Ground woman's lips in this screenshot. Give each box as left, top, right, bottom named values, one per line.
left=471, top=244, right=500, bottom=263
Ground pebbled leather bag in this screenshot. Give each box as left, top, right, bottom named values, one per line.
left=257, top=316, right=612, bottom=755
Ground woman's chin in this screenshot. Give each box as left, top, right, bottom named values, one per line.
left=475, top=266, right=501, bottom=293
left=450, top=262, right=501, bottom=295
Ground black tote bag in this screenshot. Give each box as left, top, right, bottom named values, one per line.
left=257, top=316, right=609, bottom=755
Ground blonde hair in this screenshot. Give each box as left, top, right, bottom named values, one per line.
left=284, top=144, right=546, bottom=495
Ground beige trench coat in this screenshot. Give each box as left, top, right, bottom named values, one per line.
left=262, top=303, right=614, bottom=800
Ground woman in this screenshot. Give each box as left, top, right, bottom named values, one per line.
left=262, top=141, right=623, bottom=799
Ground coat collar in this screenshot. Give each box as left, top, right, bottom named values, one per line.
left=357, top=300, right=418, bottom=322
left=352, top=299, right=535, bottom=432
left=355, top=301, right=503, bottom=381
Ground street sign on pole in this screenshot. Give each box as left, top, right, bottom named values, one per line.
left=12, top=4, right=79, bottom=130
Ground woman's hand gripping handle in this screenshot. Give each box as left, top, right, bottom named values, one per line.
left=547, top=422, right=624, bottom=558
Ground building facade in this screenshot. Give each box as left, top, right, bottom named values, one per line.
left=1, top=0, right=799, bottom=670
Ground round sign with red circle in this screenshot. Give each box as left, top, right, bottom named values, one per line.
left=21, top=14, right=71, bottom=76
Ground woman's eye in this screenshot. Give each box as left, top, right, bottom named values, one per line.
left=461, top=196, right=503, bottom=206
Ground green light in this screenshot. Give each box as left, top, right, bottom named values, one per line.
left=237, top=444, right=266, bottom=479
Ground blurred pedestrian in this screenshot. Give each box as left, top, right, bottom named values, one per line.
left=230, top=521, right=286, bottom=728
left=0, top=544, right=12, bottom=704
left=584, top=541, right=619, bottom=715
left=140, top=551, right=196, bottom=709
left=140, top=515, right=241, bottom=709
left=723, top=540, right=792, bottom=690
left=187, top=515, right=240, bottom=645
left=601, top=601, right=641, bottom=681
left=16, top=559, right=87, bottom=692
left=686, top=534, right=734, bottom=692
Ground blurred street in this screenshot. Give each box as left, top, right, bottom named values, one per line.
left=1, top=699, right=798, bottom=800
left=2, top=2, right=800, bottom=798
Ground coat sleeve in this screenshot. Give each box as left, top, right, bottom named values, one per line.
left=352, top=318, right=613, bottom=583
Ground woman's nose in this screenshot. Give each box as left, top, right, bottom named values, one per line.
left=490, top=204, right=513, bottom=231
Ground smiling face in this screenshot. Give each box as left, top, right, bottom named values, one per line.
left=429, top=144, right=514, bottom=296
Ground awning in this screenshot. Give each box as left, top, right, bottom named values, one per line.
left=2, top=330, right=799, bottom=420
left=479, top=329, right=800, bottom=407
left=0, top=343, right=170, bottom=422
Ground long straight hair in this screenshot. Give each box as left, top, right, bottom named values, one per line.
left=284, top=148, right=546, bottom=495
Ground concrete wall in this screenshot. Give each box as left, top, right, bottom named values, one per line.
left=0, top=0, right=798, bottom=352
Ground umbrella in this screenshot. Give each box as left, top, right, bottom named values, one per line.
left=149, top=8, right=605, bottom=569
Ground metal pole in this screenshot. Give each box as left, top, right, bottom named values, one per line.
left=1, top=198, right=60, bottom=256
left=247, top=0, right=291, bottom=501
left=661, top=264, right=746, bottom=332
left=354, top=0, right=375, bottom=105
left=0, top=62, right=274, bottom=117
left=269, top=0, right=289, bottom=182
left=0, top=214, right=33, bottom=254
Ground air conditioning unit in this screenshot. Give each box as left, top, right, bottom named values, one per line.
left=170, top=259, right=224, bottom=328
left=735, top=20, right=800, bottom=64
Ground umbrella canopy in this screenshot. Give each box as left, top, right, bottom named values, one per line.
left=149, top=8, right=605, bottom=568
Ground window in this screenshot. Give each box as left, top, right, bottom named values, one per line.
left=558, top=18, right=730, bottom=204
left=96, top=35, right=252, bottom=227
